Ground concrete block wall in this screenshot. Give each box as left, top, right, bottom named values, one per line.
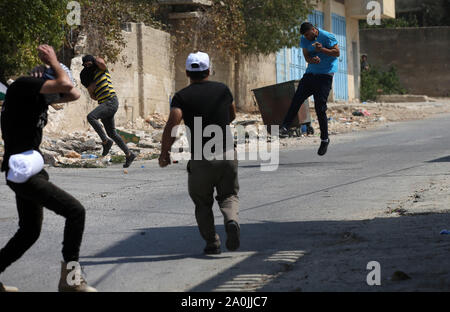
left=46, top=23, right=175, bottom=134
left=360, top=27, right=450, bottom=97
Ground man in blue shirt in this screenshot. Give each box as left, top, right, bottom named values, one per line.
left=280, top=22, right=340, bottom=156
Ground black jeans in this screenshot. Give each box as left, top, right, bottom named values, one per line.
left=0, top=170, right=85, bottom=274
left=282, top=73, right=333, bottom=141
left=87, top=96, right=130, bottom=155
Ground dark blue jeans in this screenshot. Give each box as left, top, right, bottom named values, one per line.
left=87, top=96, right=130, bottom=155
left=282, top=73, right=333, bottom=141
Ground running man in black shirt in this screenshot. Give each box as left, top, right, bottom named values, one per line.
left=0, top=45, right=96, bottom=292
left=159, top=52, right=240, bottom=255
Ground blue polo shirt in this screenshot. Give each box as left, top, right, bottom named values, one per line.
left=300, top=28, right=339, bottom=74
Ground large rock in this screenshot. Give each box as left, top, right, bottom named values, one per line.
left=64, top=151, right=82, bottom=159
left=41, top=149, right=60, bottom=166
left=71, top=138, right=99, bottom=153
left=145, top=113, right=167, bottom=129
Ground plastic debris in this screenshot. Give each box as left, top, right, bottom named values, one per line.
left=81, top=154, right=98, bottom=159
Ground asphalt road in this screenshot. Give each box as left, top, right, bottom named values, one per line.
left=1, top=113, right=450, bottom=292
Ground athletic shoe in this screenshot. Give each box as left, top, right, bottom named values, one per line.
left=279, top=127, right=289, bottom=139
left=318, top=139, right=330, bottom=156
left=102, top=139, right=113, bottom=157
left=204, top=237, right=221, bottom=255
left=204, top=244, right=221, bottom=255
left=225, top=221, right=240, bottom=251
left=123, top=152, right=136, bottom=168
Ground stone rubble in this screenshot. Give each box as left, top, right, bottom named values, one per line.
left=1, top=102, right=450, bottom=168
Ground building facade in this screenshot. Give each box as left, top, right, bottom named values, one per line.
left=275, top=0, right=395, bottom=102
left=44, top=0, right=396, bottom=133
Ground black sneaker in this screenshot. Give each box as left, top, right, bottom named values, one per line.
left=204, top=240, right=221, bottom=255
left=204, top=245, right=221, bottom=255
left=318, top=139, right=330, bottom=156
left=279, top=127, right=289, bottom=139
left=225, top=221, right=240, bottom=251
left=123, top=152, right=136, bottom=168
left=102, top=139, right=113, bottom=157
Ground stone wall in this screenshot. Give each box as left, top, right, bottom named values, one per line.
left=360, top=27, right=450, bottom=97
left=46, top=23, right=175, bottom=134
left=236, top=54, right=277, bottom=112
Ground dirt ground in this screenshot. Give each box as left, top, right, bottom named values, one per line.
left=265, top=99, right=450, bottom=148
left=262, top=175, right=450, bottom=292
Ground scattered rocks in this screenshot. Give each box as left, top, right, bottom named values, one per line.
left=41, top=149, right=60, bottom=166
left=138, top=140, right=156, bottom=149
left=64, top=151, right=81, bottom=159
left=145, top=113, right=167, bottom=129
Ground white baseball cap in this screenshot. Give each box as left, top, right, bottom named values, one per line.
left=186, top=51, right=210, bottom=72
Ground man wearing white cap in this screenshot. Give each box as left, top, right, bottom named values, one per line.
left=159, top=51, right=240, bottom=255
left=0, top=45, right=96, bottom=292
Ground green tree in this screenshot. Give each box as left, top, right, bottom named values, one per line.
left=361, top=0, right=450, bottom=29
left=0, top=0, right=68, bottom=83
left=173, top=0, right=314, bottom=56
left=0, top=0, right=161, bottom=83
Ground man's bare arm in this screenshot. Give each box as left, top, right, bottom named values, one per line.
left=38, top=45, right=74, bottom=95
left=95, top=57, right=107, bottom=71
left=51, top=88, right=81, bottom=104
left=315, top=44, right=340, bottom=57
left=230, top=102, right=236, bottom=122
left=303, top=48, right=321, bottom=64
left=87, top=83, right=97, bottom=100
left=159, top=108, right=183, bottom=167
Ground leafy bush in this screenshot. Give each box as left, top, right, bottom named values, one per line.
left=360, top=66, right=406, bottom=102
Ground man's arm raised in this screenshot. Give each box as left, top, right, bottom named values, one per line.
left=95, top=57, right=107, bottom=71
left=38, top=45, right=74, bottom=95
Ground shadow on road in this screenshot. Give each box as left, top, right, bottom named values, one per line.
left=81, top=212, right=450, bottom=291
left=428, top=156, right=450, bottom=163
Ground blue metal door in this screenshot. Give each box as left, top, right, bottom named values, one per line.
left=332, top=13, right=348, bottom=101
left=276, top=47, right=288, bottom=83
left=276, top=10, right=324, bottom=83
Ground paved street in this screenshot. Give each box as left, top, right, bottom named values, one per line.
left=1, top=113, right=450, bottom=292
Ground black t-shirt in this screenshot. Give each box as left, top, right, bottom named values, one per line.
left=1, top=77, right=54, bottom=172
left=171, top=80, right=234, bottom=159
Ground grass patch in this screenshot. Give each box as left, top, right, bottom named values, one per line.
left=361, top=66, right=406, bottom=102
left=110, top=155, right=126, bottom=164
left=59, top=161, right=105, bottom=169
